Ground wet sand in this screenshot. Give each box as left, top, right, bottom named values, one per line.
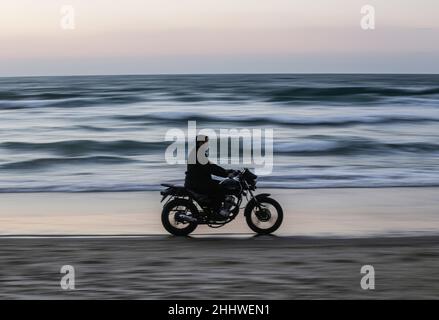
left=1, top=235, right=439, bottom=299
left=1, top=187, right=439, bottom=236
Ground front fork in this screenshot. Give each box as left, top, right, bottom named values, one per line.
left=244, top=181, right=262, bottom=210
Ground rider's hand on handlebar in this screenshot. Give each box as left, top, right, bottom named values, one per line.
left=227, top=169, right=239, bottom=178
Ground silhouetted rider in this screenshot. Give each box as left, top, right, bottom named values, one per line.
left=185, top=135, right=234, bottom=217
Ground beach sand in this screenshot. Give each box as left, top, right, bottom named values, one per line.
left=0, top=187, right=438, bottom=299
left=0, top=236, right=439, bottom=299
left=1, top=187, right=439, bottom=236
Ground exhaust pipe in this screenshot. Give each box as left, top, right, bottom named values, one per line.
left=175, top=212, right=197, bottom=223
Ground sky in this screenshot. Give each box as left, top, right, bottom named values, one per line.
left=1, top=0, right=439, bottom=76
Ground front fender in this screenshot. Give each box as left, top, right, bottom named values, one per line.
left=244, top=193, right=271, bottom=216
left=254, top=193, right=271, bottom=199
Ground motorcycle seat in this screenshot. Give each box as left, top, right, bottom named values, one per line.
left=161, top=184, right=210, bottom=203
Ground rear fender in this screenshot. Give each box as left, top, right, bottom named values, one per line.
left=160, top=193, right=170, bottom=203
left=160, top=188, right=172, bottom=202
left=160, top=187, right=191, bottom=202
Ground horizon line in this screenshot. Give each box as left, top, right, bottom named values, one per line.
left=1, top=71, right=439, bottom=79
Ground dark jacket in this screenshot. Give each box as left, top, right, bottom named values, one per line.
left=185, top=157, right=228, bottom=192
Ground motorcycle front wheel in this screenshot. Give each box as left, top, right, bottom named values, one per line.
left=161, top=198, right=198, bottom=236
left=245, top=197, right=283, bottom=235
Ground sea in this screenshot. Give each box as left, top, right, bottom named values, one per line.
left=0, top=74, right=438, bottom=192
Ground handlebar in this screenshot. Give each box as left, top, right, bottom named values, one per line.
left=228, top=170, right=240, bottom=178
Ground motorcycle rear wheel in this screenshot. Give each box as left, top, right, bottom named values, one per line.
left=161, top=198, right=198, bottom=236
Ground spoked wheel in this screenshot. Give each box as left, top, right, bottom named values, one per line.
left=161, top=199, right=198, bottom=236
left=245, top=197, right=283, bottom=235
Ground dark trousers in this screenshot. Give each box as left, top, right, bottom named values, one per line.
left=187, top=180, right=225, bottom=211
left=205, top=180, right=226, bottom=211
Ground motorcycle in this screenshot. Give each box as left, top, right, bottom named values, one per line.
left=160, top=168, right=283, bottom=236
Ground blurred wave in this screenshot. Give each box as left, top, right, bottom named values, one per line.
left=0, top=156, right=135, bottom=170
left=115, top=112, right=439, bottom=127
left=1, top=140, right=167, bottom=156
left=0, top=74, right=438, bottom=192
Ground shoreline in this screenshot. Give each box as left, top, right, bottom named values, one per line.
left=1, top=184, right=439, bottom=193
